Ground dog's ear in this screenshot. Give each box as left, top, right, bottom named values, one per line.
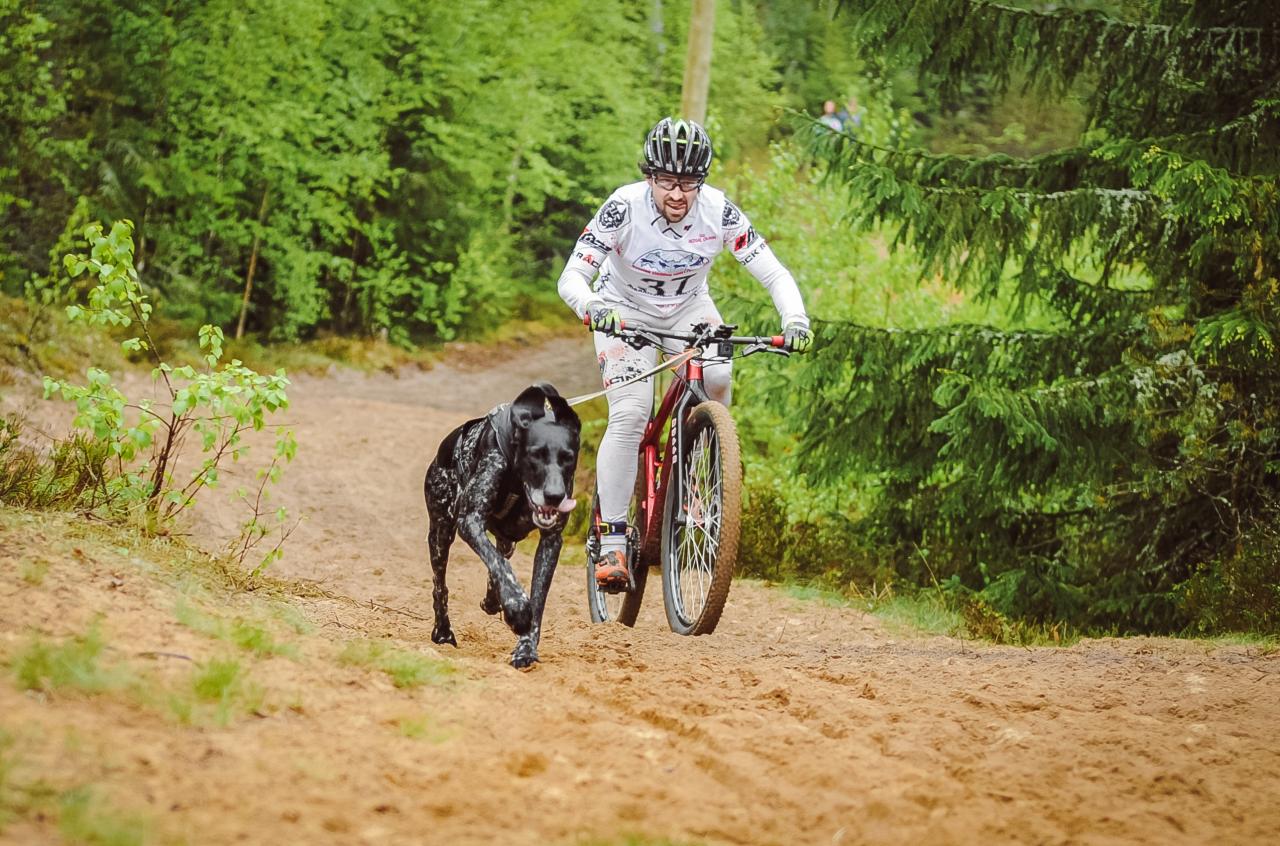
left=533, top=381, right=560, bottom=399
left=545, top=394, right=580, bottom=435
left=511, top=384, right=548, bottom=429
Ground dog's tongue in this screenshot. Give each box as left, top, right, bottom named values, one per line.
left=556, top=498, right=577, bottom=513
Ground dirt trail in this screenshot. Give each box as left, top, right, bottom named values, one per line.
left=4, top=336, right=1280, bottom=845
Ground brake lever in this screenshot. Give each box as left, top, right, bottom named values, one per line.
left=626, top=329, right=663, bottom=350
left=741, top=342, right=791, bottom=357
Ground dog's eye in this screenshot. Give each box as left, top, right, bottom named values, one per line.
left=558, top=451, right=575, bottom=466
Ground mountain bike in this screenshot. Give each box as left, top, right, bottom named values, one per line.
left=585, top=321, right=790, bottom=635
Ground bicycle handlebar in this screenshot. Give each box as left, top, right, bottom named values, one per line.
left=582, top=314, right=790, bottom=356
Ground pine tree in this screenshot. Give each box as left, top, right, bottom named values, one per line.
left=802, top=0, right=1280, bottom=630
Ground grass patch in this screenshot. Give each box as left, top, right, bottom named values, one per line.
left=778, top=579, right=1082, bottom=646
left=268, top=601, right=315, bottom=635
left=0, top=417, right=121, bottom=515
left=169, top=658, right=264, bottom=727
left=6, top=621, right=267, bottom=727
left=779, top=580, right=962, bottom=636
left=868, top=592, right=965, bottom=638
left=1192, top=633, right=1280, bottom=655
left=10, top=622, right=134, bottom=696
left=338, top=640, right=456, bottom=689
left=395, top=715, right=453, bottom=743
left=174, top=599, right=297, bottom=658
left=954, top=594, right=1081, bottom=647
left=58, top=787, right=150, bottom=846
left=0, top=733, right=58, bottom=834
left=0, top=728, right=17, bottom=829
left=1, top=731, right=150, bottom=843
left=19, top=558, right=49, bottom=586
left=782, top=583, right=855, bottom=608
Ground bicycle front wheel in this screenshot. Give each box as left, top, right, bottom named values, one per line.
left=660, top=401, right=742, bottom=635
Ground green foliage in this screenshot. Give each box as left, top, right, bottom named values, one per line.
left=3, top=0, right=786, bottom=343
left=39, top=220, right=295, bottom=565
left=796, top=0, right=1280, bottom=633
left=1178, top=508, right=1280, bottom=635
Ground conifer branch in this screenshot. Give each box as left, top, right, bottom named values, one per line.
left=943, top=0, right=1277, bottom=39
left=832, top=0, right=1280, bottom=133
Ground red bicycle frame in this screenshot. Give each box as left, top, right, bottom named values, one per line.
left=633, top=353, right=711, bottom=558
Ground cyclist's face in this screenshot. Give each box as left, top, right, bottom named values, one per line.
left=648, top=172, right=702, bottom=223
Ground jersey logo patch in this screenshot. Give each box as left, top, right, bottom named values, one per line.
left=722, top=200, right=742, bottom=227
left=596, top=199, right=629, bottom=232
left=577, top=229, right=611, bottom=252
left=634, top=249, right=710, bottom=277
left=733, top=227, right=758, bottom=252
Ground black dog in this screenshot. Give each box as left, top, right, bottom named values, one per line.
left=423, top=382, right=581, bottom=669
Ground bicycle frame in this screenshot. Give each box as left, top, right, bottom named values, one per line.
left=633, top=352, right=712, bottom=556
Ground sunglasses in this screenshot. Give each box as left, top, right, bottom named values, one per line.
left=650, top=173, right=705, bottom=192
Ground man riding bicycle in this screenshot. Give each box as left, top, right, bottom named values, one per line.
left=557, top=116, right=812, bottom=591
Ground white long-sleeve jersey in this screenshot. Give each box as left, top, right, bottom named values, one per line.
left=557, top=181, right=809, bottom=329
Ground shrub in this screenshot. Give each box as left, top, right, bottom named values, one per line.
left=38, top=220, right=295, bottom=570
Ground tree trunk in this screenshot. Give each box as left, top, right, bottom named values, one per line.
left=652, top=0, right=665, bottom=85
left=235, top=185, right=270, bottom=341
left=680, top=0, right=715, bottom=123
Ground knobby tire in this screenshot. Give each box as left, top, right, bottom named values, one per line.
left=660, top=401, right=742, bottom=636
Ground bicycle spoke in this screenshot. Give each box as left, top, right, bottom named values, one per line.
left=671, top=423, right=724, bottom=626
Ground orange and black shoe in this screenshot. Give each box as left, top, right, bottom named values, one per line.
left=594, top=549, right=629, bottom=592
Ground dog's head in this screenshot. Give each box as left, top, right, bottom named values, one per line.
left=511, top=382, right=582, bottom=531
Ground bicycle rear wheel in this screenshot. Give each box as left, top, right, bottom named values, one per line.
left=585, top=462, right=649, bottom=626
left=660, top=401, right=742, bottom=635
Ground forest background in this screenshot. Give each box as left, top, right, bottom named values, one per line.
left=2, top=0, right=1277, bottom=638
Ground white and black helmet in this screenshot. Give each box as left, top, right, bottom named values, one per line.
left=640, top=117, right=713, bottom=177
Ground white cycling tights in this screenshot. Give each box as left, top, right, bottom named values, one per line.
left=593, top=293, right=732, bottom=555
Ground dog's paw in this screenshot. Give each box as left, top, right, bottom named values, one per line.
left=431, top=622, right=458, bottom=647
left=480, top=589, right=501, bottom=616
left=510, top=638, right=539, bottom=670
left=502, top=596, right=532, bottom=636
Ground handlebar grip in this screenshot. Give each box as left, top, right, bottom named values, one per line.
left=770, top=335, right=785, bottom=347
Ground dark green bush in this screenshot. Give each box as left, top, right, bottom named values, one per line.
left=1178, top=512, right=1280, bottom=636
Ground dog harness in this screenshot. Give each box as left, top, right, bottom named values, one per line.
left=484, top=403, right=522, bottom=521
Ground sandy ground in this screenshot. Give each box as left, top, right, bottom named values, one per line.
left=3, top=335, right=1280, bottom=845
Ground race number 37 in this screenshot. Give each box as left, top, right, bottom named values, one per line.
left=640, top=274, right=695, bottom=297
